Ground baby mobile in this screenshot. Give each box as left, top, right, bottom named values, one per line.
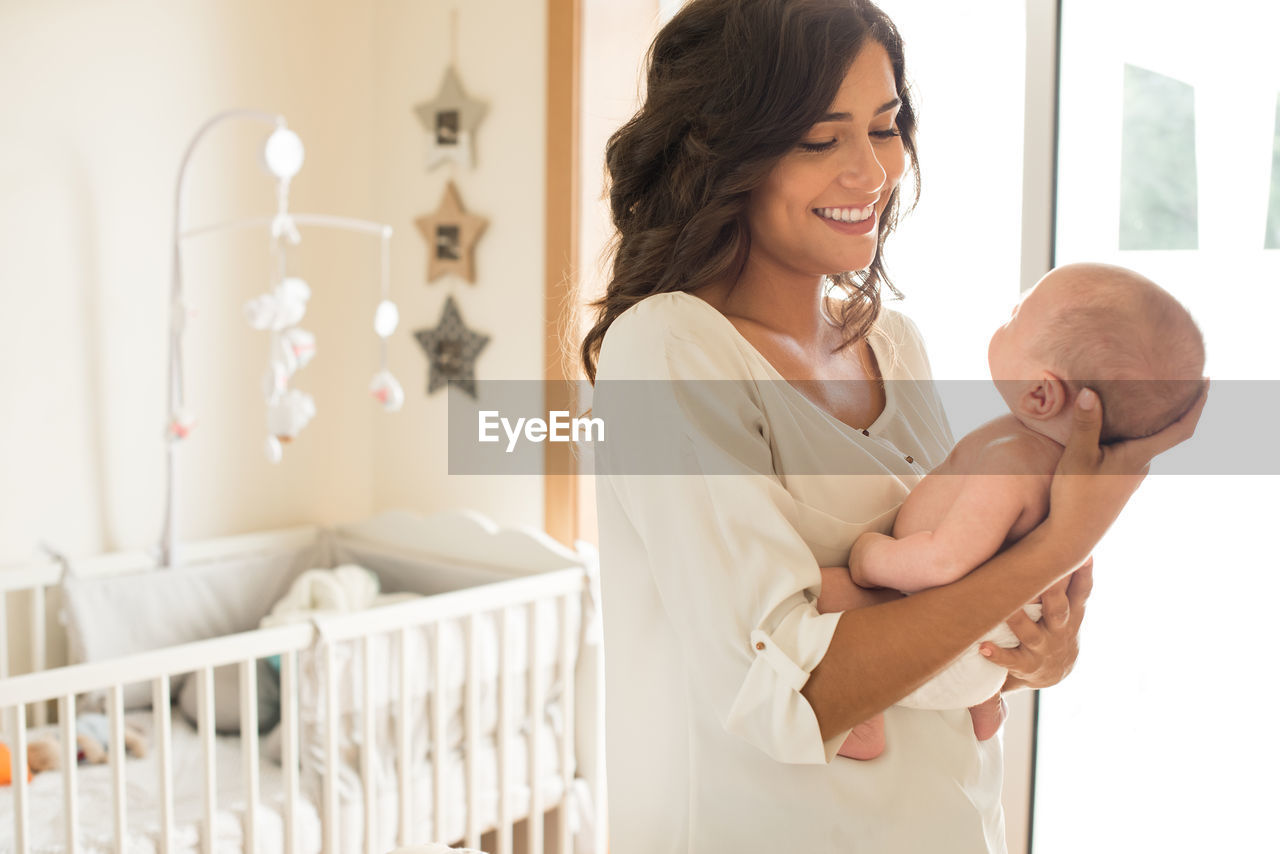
left=412, top=7, right=492, bottom=399
left=161, top=109, right=402, bottom=567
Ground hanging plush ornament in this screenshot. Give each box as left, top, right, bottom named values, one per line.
left=267, top=388, right=316, bottom=442
left=243, top=276, right=311, bottom=331
left=369, top=370, right=405, bottom=412
left=166, top=408, right=197, bottom=441
left=367, top=229, right=406, bottom=412
left=414, top=295, right=489, bottom=399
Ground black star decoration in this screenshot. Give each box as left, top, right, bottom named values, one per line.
left=414, top=296, right=489, bottom=398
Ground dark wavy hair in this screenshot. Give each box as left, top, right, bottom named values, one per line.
left=579, top=0, right=919, bottom=383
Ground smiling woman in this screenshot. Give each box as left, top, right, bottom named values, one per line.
left=575, top=0, right=1202, bottom=852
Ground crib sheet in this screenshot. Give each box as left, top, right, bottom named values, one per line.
left=3, top=709, right=577, bottom=854
left=0, top=711, right=324, bottom=854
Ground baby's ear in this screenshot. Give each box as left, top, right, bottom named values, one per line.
left=1019, top=372, right=1069, bottom=421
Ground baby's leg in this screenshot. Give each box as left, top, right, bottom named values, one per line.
left=818, top=567, right=892, bottom=760
left=836, top=716, right=886, bottom=760
left=968, top=693, right=1007, bottom=741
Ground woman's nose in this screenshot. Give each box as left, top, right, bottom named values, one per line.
left=837, top=139, right=886, bottom=193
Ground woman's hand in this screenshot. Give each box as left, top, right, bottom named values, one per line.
left=1046, top=381, right=1208, bottom=564
left=981, top=557, right=1094, bottom=691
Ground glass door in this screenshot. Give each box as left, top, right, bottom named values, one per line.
left=1032, top=1, right=1280, bottom=850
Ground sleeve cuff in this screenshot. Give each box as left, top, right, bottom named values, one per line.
left=725, top=606, right=848, bottom=764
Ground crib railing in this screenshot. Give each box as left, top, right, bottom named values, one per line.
left=1, top=566, right=595, bottom=854
left=0, top=557, right=61, bottom=727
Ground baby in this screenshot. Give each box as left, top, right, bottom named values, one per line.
left=818, top=262, right=1205, bottom=760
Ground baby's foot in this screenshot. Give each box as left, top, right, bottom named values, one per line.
left=968, top=694, right=1007, bottom=741
left=837, top=713, right=886, bottom=760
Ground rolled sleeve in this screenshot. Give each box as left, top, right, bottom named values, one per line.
left=735, top=611, right=846, bottom=764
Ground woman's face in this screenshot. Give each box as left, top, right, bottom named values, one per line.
left=745, top=41, right=906, bottom=279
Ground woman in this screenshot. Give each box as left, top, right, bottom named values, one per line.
left=581, top=1, right=1204, bottom=851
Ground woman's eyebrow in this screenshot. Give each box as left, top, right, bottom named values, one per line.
left=817, top=97, right=902, bottom=123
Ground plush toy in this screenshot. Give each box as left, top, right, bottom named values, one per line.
left=23, top=713, right=148, bottom=775
left=368, top=369, right=405, bottom=413
left=0, top=742, right=32, bottom=785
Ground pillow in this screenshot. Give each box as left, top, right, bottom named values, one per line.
left=61, top=541, right=319, bottom=709
left=177, top=659, right=280, bottom=734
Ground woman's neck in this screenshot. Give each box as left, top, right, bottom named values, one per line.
left=707, top=254, right=832, bottom=347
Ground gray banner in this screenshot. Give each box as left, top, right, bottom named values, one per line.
left=446, top=380, right=1273, bottom=476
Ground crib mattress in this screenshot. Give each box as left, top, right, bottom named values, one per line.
left=1, top=710, right=323, bottom=854
left=2, top=710, right=574, bottom=854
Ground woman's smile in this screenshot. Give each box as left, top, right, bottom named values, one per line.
left=815, top=204, right=878, bottom=235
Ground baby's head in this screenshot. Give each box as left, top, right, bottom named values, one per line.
left=987, top=262, right=1205, bottom=444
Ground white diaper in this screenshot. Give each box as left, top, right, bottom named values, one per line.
left=897, top=602, right=1042, bottom=710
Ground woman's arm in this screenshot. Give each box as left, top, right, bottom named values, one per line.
left=801, top=385, right=1206, bottom=739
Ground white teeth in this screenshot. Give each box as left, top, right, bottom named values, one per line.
left=817, top=205, right=873, bottom=223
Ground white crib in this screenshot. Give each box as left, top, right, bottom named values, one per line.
left=0, top=510, right=605, bottom=854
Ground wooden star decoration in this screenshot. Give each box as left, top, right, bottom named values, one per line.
left=413, top=65, right=488, bottom=170
left=414, top=181, right=488, bottom=284
left=414, top=295, right=490, bottom=398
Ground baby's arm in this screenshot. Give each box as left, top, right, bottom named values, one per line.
left=816, top=566, right=903, bottom=614
left=851, top=471, right=1032, bottom=594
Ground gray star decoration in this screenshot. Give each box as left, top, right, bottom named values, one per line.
left=414, top=296, right=490, bottom=398
left=413, top=66, right=488, bottom=170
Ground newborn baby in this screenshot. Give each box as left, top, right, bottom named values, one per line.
left=818, top=262, right=1205, bottom=760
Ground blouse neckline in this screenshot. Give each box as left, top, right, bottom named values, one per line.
left=669, top=291, right=900, bottom=439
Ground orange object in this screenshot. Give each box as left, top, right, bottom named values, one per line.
left=0, top=742, right=32, bottom=785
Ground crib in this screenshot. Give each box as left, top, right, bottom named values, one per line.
left=0, top=509, right=605, bottom=854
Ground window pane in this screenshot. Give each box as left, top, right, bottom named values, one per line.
left=1267, top=93, right=1280, bottom=249
left=1119, top=64, right=1198, bottom=249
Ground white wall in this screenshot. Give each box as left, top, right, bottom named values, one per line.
left=369, top=0, right=547, bottom=529
left=0, top=0, right=548, bottom=573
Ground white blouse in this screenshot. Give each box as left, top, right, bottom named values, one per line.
left=592, top=292, right=1006, bottom=854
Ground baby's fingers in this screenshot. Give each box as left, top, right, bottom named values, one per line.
left=979, top=641, right=1032, bottom=671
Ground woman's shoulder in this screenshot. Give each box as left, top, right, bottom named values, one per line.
left=596, top=291, right=758, bottom=382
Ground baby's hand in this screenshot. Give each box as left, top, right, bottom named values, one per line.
left=848, top=531, right=894, bottom=588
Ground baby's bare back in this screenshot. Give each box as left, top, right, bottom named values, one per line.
left=893, top=414, right=1062, bottom=547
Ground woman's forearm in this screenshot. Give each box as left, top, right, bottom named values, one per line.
left=801, top=519, right=1083, bottom=740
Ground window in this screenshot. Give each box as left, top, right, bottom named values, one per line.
left=1032, top=1, right=1280, bottom=850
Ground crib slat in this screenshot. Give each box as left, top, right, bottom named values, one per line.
left=241, top=660, right=261, bottom=854
left=431, top=624, right=446, bottom=843
left=281, top=650, right=300, bottom=854
left=61, top=694, right=78, bottom=854
left=496, top=607, right=513, bottom=854
left=0, top=591, right=9, bottom=682
left=361, top=637, right=377, bottom=854
left=397, top=627, right=413, bottom=847
left=323, top=642, right=339, bottom=854
left=154, top=675, right=175, bottom=854
left=29, top=588, right=47, bottom=727
left=464, top=613, right=480, bottom=850
left=197, top=667, right=216, bottom=854
left=12, top=704, right=29, bottom=854
left=559, top=594, right=576, bottom=854
left=528, top=601, right=544, bottom=853
left=109, top=684, right=127, bottom=854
